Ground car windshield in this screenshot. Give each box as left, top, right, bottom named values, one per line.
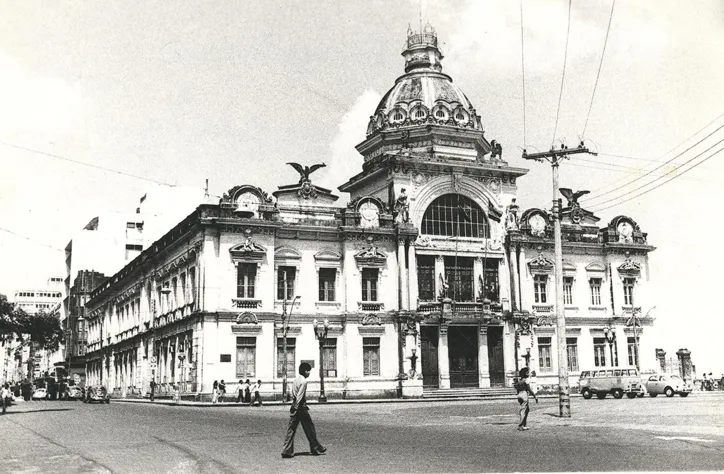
left=670, top=375, right=682, bottom=380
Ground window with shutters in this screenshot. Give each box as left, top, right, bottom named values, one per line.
left=361, top=268, right=378, bottom=302
left=276, top=338, right=296, bottom=378
left=566, top=337, right=579, bottom=371
left=627, top=337, right=638, bottom=367
left=534, top=275, right=548, bottom=303
left=237, top=263, right=256, bottom=298
left=593, top=337, right=607, bottom=367
left=236, top=337, right=256, bottom=378
left=563, top=277, right=574, bottom=305
left=277, top=266, right=296, bottom=300
left=589, top=278, right=602, bottom=305
left=362, top=337, right=380, bottom=376
left=322, top=338, right=337, bottom=377
left=318, top=268, right=336, bottom=301
left=538, top=337, right=552, bottom=372
left=417, top=255, right=435, bottom=301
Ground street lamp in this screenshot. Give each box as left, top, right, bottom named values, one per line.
left=313, top=318, right=330, bottom=403
left=603, top=324, right=616, bottom=367
left=626, top=306, right=654, bottom=371
left=281, top=295, right=301, bottom=402
left=177, top=342, right=185, bottom=404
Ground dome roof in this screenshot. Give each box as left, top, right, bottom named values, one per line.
left=367, top=24, right=483, bottom=137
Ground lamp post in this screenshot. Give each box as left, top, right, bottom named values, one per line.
left=313, top=318, right=330, bottom=402
left=603, top=324, right=616, bottom=367
left=177, top=342, right=185, bottom=404
left=626, top=306, right=654, bottom=371
left=282, top=295, right=301, bottom=402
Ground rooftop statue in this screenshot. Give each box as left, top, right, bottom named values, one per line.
left=286, top=162, right=326, bottom=184
left=559, top=188, right=590, bottom=209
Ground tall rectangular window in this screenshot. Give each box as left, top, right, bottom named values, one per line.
left=563, top=277, right=574, bottom=305
left=237, top=263, right=256, bottom=298
left=627, top=336, right=638, bottom=367
left=361, top=268, right=378, bottom=301
left=322, top=338, right=337, bottom=377
left=593, top=337, right=607, bottom=367
left=538, top=337, right=552, bottom=372
left=125, top=244, right=142, bottom=261
left=444, top=256, right=474, bottom=302
left=277, top=266, right=296, bottom=300
left=589, top=278, right=602, bottom=305
left=623, top=278, right=635, bottom=305
left=236, top=337, right=256, bottom=378
left=179, top=273, right=186, bottom=306
left=417, top=256, right=435, bottom=301
left=566, top=337, right=579, bottom=371
left=171, top=277, right=178, bottom=309
left=362, top=337, right=380, bottom=376
left=534, top=275, right=547, bottom=303
left=189, top=267, right=196, bottom=304
left=276, top=338, right=296, bottom=378
left=318, top=268, right=336, bottom=301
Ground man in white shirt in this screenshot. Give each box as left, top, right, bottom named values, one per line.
left=281, top=363, right=326, bottom=458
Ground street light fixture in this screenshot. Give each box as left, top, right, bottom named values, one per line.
left=281, top=295, right=301, bottom=402
left=314, top=318, right=330, bottom=403
left=177, top=342, right=185, bottom=404
left=603, top=324, right=616, bottom=367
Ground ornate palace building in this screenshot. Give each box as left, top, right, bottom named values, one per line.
left=83, top=25, right=656, bottom=399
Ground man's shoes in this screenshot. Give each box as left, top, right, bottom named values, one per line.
left=281, top=454, right=294, bottom=459
left=311, top=446, right=327, bottom=455
left=517, top=426, right=529, bottom=431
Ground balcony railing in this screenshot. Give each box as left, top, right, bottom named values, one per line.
left=532, top=304, right=553, bottom=313
left=232, top=298, right=262, bottom=309
left=358, top=301, right=384, bottom=312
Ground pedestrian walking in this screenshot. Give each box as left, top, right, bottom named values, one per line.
left=212, top=380, right=219, bottom=404
left=244, top=378, right=251, bottom=403
left=1, top=383, right=11, bottom=414
left=236, top=379, right=248, bottom=403
left=250, top=380, right=262, bottom=406
left=281, top=362, right=326, bottom=458
left=149, top=380, right=156, bottom=402
left=515, top=367, right=538, bottom=431
left=219, top=380, right=226, bottom=403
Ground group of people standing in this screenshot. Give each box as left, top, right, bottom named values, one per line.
left=210, top=379, right=262, bottom=405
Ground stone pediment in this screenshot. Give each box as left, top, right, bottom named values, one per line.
left=585, top=262, right=606, bottom=273
left=230, top=238, right=266, bottom=262
left=235, top=312, right=258, bottom=324
left=315, top=250, right=342, bottom=262
left=528, top=253, right=554, bottom=274
left=275, top=247, right=302, bottom=260
left=354, top=246, right=387, bottom=268
left=617, top=257, right=641, bottom=278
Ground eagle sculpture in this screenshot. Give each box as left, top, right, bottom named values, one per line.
left=286, top=162, right=326, bottom=184
left=559, top=188, right=590, bottom=208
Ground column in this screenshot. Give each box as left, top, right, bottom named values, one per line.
left=478, top=324, right=490, bottom=388
left=498, top=257, right=511, bottom=311
left=474, top=257, right=483, bottom=301
left=398, top=239, right=408, bottom=310
left=503, top=321, right=517, bottom=387
left=438, top=324, right=451, bottom=389
left=518, top=248, right=527, bottom=310
left=434, top=256, right=445, bottom=299
left=407, top=242, right=418, bottom=310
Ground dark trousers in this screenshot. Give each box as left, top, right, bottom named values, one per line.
left=250, top=392, right=261, bottom=406
left=281, top=409, right=323, bottom=456
left=149, top=387, right=155, bottom=401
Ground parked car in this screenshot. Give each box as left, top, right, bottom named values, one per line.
left=84, top=385, right=110, bottom=404
left=578, top=368, right=645, bottom=399
left=644, top=374, right=692, bottom=397
left=32, top=387, right=49, bottom=400
left=66, top=386, right=84, bottom=400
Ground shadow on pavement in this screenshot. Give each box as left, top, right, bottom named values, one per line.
left=2, top=408, right=76, bottom=416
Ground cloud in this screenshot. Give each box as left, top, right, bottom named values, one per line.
left=318, top=89, right=382, bottom=197
left=0, top=51, right=82, bottom=138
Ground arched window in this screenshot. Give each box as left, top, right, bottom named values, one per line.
left=393, top=112, right=404, bottom=121
left=421, top=194, right=490, bottom=238
left=414, top=109, right=425, bottom=119
left=435, top=109, right=445, bottom=118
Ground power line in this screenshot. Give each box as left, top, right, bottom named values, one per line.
left=582, top=0, right=616, bottom=138
left=590, top=139, right=724, bottom=211
left=0, top=228, right=66, bottom=253
left=551, top=0, right=573, bottom=146
left=583, top=121, right=724, bottom=203
left=520, top=0, right=527, bottom=148
left=0, top=141, right=176, bottom=187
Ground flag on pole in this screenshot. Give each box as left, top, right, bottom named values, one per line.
left=487, top=201, right=502, bottom=223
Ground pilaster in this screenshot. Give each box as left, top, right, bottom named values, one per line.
left=398, top=239, right=408, bottom=310
left=408, top=242, right=418, bottom=309
left=478, top=324, right=490, bottom=388
left=438, top=322, right=451, bottom=389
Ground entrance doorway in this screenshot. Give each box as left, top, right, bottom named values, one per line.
left=449, top=326, right=478, bottom=387
left=420, top=326, right=439, bottom=387
left=487, top=326, right=505, bottom=386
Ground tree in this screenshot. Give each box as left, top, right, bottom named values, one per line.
left=0, top=293, right=63, bottom=349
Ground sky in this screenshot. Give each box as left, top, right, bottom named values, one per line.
left=1, top=0, right=723, bottom=373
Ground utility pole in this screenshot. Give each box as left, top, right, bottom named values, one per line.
left=522, top=143, right=597, bottom=418
left=282, top=295, right=300, bottom=402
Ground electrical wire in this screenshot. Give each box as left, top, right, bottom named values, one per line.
left=0, top=228, right=66, bottom=253
left=0, top=141, right=176, bottom=187
left=520, top=0, right=527, bottom=148
left=582, top=0, right=616, bottom=138
left=583, top=121, right=724, bottom=203
left=551, top=0, right=572, bottom=146
left=590, top=139, right=724, bottom=211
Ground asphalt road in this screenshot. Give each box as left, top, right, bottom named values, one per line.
left=1, top=393, right=723, bottom=473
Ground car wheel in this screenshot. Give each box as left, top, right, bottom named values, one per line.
left=649, top=393, right=658, bottom=397
left=582, top=389, right=592, bottom=399
left=679, top=392, right=689, bottom=397
left=596, top=392, right=607, bottom=399
left=664, top=387, right=674, bottom=398
left=626, top=393, right=637, bottom=399
left=106, top=399, right=110, bottom=404
left=612, top=389, right=624, bottom=399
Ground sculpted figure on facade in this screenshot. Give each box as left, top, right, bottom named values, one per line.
left=505, top=198, right=520, bottom=231
left=490, top=140, right=503, bottom=160
left=394, top=188, right=410, bottom=224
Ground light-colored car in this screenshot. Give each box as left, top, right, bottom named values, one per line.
left=645, top=374, right=692, bottom=397
left=578, top=368, right=645, bottom=399
left=66, top=386, right=83, bottom=400
left=32, top=387, right=48, bottom=400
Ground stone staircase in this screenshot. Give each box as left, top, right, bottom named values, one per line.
left=421, top=387, right=516, bottom=399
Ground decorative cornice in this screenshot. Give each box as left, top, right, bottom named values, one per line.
left=528, top=253, right=554, bottom=274
left=360, top=314, right=382, bottom=326
left=235, top=312, right=258, bottom=324
left=354, top=244, right=387, bottom=268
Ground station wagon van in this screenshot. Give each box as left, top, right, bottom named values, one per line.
left=578, top=368, right=644, bottom=399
